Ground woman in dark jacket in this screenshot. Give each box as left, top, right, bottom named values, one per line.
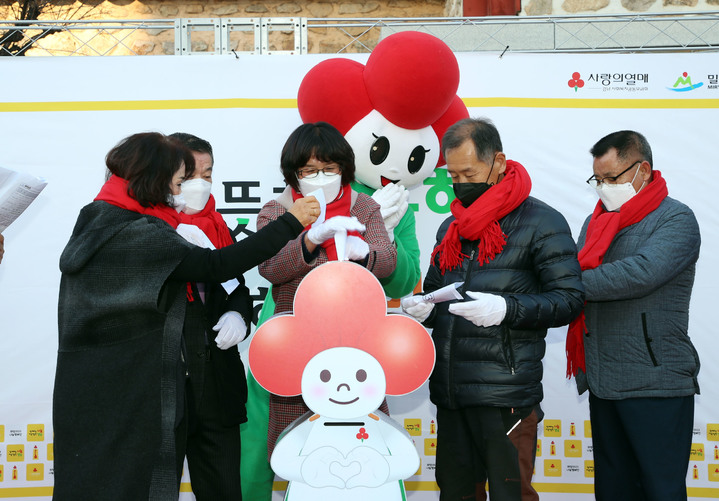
left=53, top=132, right=318, bottom=501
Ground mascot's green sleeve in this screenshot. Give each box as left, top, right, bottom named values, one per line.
left=352, top=181, right=421, bottom=299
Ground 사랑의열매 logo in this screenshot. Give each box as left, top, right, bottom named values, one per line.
left=568, top=72, right=585, bottom=92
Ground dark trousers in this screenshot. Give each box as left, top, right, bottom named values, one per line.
left=589, top=393, right=694, bottom=501
left=435, top=405, right=540, bottom=501
left=177, top=360, right=242, bottom=501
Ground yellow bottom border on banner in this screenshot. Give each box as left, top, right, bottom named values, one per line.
left=0, top=487, right=54, bottom=498
left=1, top=484, right=719, bottom=497
left=267, top=481, right=719, bottom=497
left=1, top=96, right=719, bottom=114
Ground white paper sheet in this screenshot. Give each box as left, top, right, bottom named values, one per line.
left=421, top=282, right=464, bottom=303
left=305, top=188, right=326, bottom=224
left=176, top=223, right=240, bottom=295
left=333, top=230, right=347, bottom=261
left=0, top=165, right=47, bottom=232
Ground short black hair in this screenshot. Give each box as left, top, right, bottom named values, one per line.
left=441, top=117, right=503, bottom=165
left=590, top=130, right=653, bottom=169
left=105, top=132, right=195, bottom=208
left=280, top=122, right=355, bottom=192
left=168, top=132, right=214, bottom=165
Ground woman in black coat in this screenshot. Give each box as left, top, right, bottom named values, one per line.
left=53, top=132, right=319, bottom=501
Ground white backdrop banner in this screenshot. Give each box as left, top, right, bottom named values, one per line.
left=0, top=50, right=717, bottom=500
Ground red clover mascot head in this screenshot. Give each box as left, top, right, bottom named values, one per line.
left=298, top=31, right=469, bottom=190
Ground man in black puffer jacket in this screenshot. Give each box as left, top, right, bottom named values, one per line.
left=402, top=118, right=584, bottom=501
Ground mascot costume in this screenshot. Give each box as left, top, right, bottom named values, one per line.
left=241, top=31, right=469, bottom=501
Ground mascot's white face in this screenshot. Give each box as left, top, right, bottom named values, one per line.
left=345, top=110, right=440, bottom=190
left=301, top=347, right=386, bottom=419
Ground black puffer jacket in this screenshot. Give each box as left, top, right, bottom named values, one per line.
left=424, top=196, right=584, bottom=410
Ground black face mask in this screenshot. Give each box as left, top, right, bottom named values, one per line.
left=453, top=182, right=492, bottom=207
left=452, top=155, right=497, bottom=207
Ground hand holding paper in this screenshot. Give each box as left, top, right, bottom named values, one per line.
left=307, top=216, right=365, bottom=245
left=420, top=282, right=463, bottom=303
left=400, top=295, right=435, bottom=323
left=448, top=291, right=506, bottom=327
left=304, top=188, right=326, bottom=224
left=401, top=282, right=464, bottom=322
left=343, top=235, right=369, bottom=262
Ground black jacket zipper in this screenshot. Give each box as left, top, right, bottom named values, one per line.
left=448, top=248, right=476, bottom=407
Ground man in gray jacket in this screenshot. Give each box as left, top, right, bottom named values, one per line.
left=567, top=130, right=701, bottom=501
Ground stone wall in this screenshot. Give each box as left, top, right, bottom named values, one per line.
left=0, top=0, right=447, bottom=55
left=1, top=0, right=717, bottom=55
left=523, top=0, right=719, bottom=16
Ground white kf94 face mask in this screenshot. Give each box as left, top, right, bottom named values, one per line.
left=595, top=165, right=644, bottom=212
left=170, top=193, right=186, bottom=213
left=181, top=178, right=212, bottom=215
left=298, top=172, right=342, bottom=202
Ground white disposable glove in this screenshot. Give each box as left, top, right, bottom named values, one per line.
left=345, top=235, right=369, bottom=261
left=401, top=295, right=435, bottom=323
left=371, top=184, right=409, bottom=242
left=448, top=291, right=506, bottom=327
left=307, top=216, right=366, bottom=245
left=213, top=311, right=247, bottom=350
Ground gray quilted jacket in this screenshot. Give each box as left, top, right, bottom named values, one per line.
left=576, top=196, right=701, bottom=398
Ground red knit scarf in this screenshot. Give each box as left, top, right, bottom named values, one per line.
left=291, top=183, right=363, bottom=261
left=178, top=195, right=233, bottom=249
left=566, top=171, right=668, bottom=378
left=431, top=160, right=532, bottom=274
left=95, top=174, right=182, bottom=229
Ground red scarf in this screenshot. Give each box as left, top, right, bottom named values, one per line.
left=292, top=184, right=363, bottom=260
left=95, top=175, right=182, bottom=229
left=178, top=195, right=233, bottom=249
left=431, top=160, right=532, bottom=274
left=566, top=171, right=668, bottom=378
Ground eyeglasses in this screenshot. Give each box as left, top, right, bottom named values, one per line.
left=586, top=161, right=641, bottom=188
left=296, top=164, right=341, bottom=179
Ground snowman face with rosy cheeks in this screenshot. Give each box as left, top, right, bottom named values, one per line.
left=345, top=110, right=440, bottom=190
left=301, top=347, right=386, bottom=419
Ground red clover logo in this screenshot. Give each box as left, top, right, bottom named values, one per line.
left=356, top=427, right=369, bottom=442
left=568, top=72, right=585, bottom=92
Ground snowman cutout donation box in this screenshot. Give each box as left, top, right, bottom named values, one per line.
left=249, top=261, right=436, bottom=501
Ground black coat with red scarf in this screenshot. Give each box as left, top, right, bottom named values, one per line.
left=423, top=196, right=585, bottom=411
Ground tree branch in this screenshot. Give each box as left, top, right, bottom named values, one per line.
left=0, top=0, right=105, bottom=56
